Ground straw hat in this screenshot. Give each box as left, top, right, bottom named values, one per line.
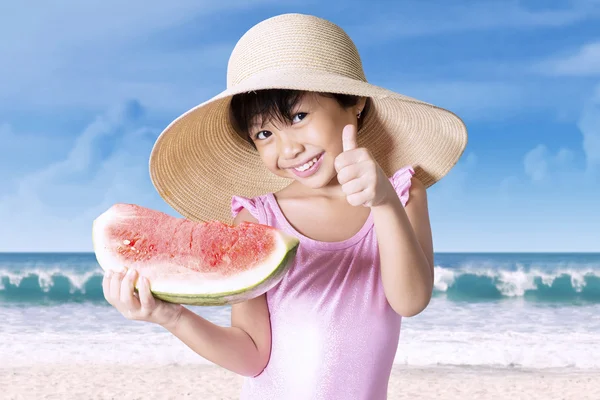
left=149, top=13, right=468, bottom=224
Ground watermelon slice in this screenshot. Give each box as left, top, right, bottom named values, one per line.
left=92, top=203, right=299, bottom=306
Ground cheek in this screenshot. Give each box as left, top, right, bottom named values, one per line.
left=258, top=146, right=282, bottom=172
left=306, top=124, right=343, bottom=152
left=323, top=131, right=344, bottom=158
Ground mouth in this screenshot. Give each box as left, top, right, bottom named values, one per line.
left=288, top=152, right=324, bottom=178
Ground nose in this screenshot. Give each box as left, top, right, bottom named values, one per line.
left=277, top=132, right=303, bottom=160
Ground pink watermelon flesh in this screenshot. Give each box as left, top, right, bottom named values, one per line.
left=93, top=203, right=299, bottom=305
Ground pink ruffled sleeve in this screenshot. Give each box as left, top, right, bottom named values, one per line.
left=231, top=195, right=264, bottom=223
left=389, top=166, right=415, bottom=207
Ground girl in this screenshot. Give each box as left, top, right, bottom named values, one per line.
left=103, top=13, right=467, bottom=400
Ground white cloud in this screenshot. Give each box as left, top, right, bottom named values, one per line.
left=428, top=152, right=477, bottom=203
left=535, top=41, right=600, bottom=76
left=499, top=175, right=521, bottom=195
left=3, top=43, right=234, bottom=113
left=379, top=75, right=592, bottom=122
left=578, top=85, right=600, bottom=169
left=0, top=0, right=277, bottom=113
left=0, top=123, right=60, bottom=166
left=522, top=145, right=577, bottom=182
left=393, top=81, right=523, bottom=120
left=353, top=0, right=600, bottom=40
left=0, top=0, right=271, bottom=57
left=524, top=145, right=549, bottom=181
left=522, top=83, right=600, bottom=183
left=0, top=123, right=74, bottom=193
left=0, top=100, right=176, bottom=252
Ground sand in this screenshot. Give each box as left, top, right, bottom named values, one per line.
left=2, top=364, right=599, bottom=400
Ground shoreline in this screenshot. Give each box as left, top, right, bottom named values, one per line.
left=2, top=364, right=599, bottom=400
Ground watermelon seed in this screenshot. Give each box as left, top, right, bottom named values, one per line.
left=123, top=240, right=131, bottom=245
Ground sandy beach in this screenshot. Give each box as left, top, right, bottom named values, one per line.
left=2, top=364, right=599, bottom=400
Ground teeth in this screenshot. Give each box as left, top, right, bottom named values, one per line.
left=294, top=157, right=318, bottom=172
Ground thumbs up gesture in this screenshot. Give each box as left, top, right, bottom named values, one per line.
left=334, top=124, right=392, bottom=208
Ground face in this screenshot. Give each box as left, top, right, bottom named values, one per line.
left=248, top=93, right=366, bottom=189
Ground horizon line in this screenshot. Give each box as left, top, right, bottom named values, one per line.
left=1, top=251, right=599, bottom=255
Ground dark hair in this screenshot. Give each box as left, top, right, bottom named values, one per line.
left=229, top=89, right=369, bottom=148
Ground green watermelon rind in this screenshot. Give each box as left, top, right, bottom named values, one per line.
left=148, top=243, right=298, bottom=306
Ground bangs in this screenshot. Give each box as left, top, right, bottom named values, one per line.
left=229, top=89, right=367, bottom=148
left=230, top=89, right=306, bottom=144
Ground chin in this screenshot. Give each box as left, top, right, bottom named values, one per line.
left=309, top=173, right=337, bottom=188
left=299, top=167, right=337, bottom=188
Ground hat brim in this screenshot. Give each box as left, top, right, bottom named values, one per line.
left=149, top=68, right=467, bottom=223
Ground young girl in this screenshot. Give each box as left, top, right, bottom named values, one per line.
left=102, top=13, right=467, bottom=399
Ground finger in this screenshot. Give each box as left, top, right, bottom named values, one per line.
left=342, top=124, right=357, bottom=152
left=120, top=269, right=141, bottom=311
left=336, top=163, right=360, bottom=185
left=346, top=189, right=371, bottom=207
left=102, top=271, right=113, bottom=304
left=138, top=276, right=156, bottom=312
left=110, top=270, right=124, bottom=302
left=341, top=178, right=365, bottom=196
left=335, top=148, right=370, bottom=173
left=334, top=152, right=354, bottom=173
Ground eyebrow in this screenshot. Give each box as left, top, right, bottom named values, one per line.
left=249, top=120, right=264, bottom=132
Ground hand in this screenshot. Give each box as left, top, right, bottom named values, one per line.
left=103, top=267, right=183, bottom=328
left=334, top=124, right=394, bottom=208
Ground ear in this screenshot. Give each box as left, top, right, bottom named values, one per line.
left=356, top=97, right=368, bottom=117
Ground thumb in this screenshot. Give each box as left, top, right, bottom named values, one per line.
left=342, top=124, right=358, bottom=152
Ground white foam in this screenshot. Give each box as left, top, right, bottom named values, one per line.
left=2, top=300, right=599, bottom=370
left=0, top=304, right=231, bottom=367
left=395, top=329, right=600, bottom=369
left=394, top=299, right=600, bottom=369
left=432, top=265, right=600, bottom=297
left=496, top=268, right=538, bottom=297
left=433, top=265, right=456, bottom=291
left=0, top=267, right=99, bottom=293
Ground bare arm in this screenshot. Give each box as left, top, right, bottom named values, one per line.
left=160, top=208, right=271, bottom=377
left=371, top=176, right=434, bottom=317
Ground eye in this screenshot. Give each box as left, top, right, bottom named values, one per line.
left=254, top=130, right=271, bottom=140
left=292, top=112, right=307, bottom=123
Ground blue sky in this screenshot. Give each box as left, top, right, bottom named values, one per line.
left=1, top=0, right=599, bottom=252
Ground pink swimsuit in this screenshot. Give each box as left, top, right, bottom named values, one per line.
left=231, top=166, right=415, bottom=400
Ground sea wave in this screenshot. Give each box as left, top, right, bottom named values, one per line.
left=1, top=264, right=600, bottom=304
left=433, top=265, right=600, bottom=302
left=0, top=267, right=105, bottom=303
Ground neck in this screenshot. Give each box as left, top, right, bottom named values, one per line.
left=288, top=176, right=346, bottom=199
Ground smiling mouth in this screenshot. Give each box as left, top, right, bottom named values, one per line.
left=291, top=153, right=323, bottom=172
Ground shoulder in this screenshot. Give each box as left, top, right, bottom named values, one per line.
left=407, top=175, right=427, bottom=203
left=231, top=194, right=267, bottom=224
left=233, top=205, right=259, bottom=225
left=273, top=181, right=304, bottom=200
left=387, top=165, right=428, bottom=211
left=403, top=175, right=430, bottom=224
left=389, top=166, right=422, bottom=207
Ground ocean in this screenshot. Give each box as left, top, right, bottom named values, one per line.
left=1, top=252, right=599, bottom=370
